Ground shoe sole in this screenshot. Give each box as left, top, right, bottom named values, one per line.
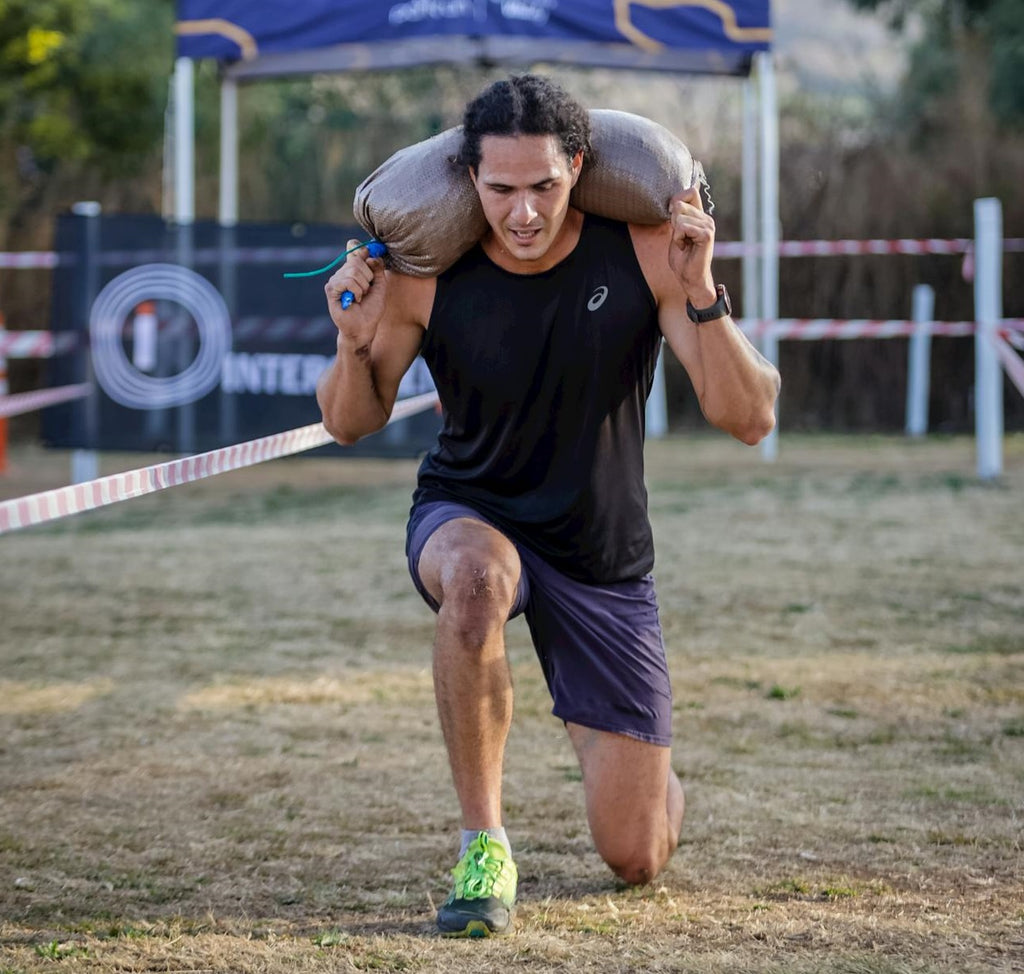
left=440, top=918, right=511, bottom=938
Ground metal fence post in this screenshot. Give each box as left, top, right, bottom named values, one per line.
left=974, top=198, right=1003, bottom=479
left=0, top=316, right=8, bottom=474
left=646, top=340, right=668, bottom=438
left=70, top=201, right=101, bottom=484
left=905, top=284, right=934, bottom=437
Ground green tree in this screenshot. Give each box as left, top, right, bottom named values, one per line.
left=847, top=0, right=1024, bottom=128
left=0, top=0, right=176, bottom=232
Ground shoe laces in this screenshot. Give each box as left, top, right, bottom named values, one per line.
left=453, top=835, right=510, bottom=899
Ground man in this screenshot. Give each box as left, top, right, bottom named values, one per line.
left=317, top=74, right=780, bottom=938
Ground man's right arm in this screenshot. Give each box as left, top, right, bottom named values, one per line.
left=316, top=239, right=433, bottom=445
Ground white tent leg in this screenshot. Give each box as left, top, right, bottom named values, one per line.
left=219, top=77, right=239, bottom=227
left=741, top=73, right=760, bottom=322
left=174, top=57, right=195, bottom=225
left=974, top=197, right=1003, bottom=479
left=756, top=51, right=780, bottom=462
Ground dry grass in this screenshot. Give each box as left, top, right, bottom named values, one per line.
left=0, top=434, right=1022, bottom=973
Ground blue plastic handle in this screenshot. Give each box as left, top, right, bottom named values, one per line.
left=341, top=241, right=388, bottom=309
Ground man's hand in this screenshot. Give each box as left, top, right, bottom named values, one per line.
left=668, top=186, right=717, bottom=309
left=325, top=239, right=388, bottom=349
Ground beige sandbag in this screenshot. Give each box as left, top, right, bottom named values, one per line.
left=352, top=127, right=489, bottom=278
left=352, top=109, right=706, bottom=278
left=572, top=109, right=708, bottom=225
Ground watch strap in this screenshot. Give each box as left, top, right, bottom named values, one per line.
left=686, top=284, right=732, bottom=324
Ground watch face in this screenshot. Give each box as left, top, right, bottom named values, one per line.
left=718, top=286, right=732, bottom=317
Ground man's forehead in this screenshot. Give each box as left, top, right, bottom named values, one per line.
left=478, top=133, right=565, bottom=161
left=476, top=133, right=571, bottom=176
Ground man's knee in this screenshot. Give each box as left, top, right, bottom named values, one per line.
left=419, top=519, right=521, bottom=630
left=598, top=833, right=677, bottom=887
left=435, top=544, right=519, bottom=646
left=567, top=725, right=684, bottom=886
left=442, top=543, right=518, bottom=609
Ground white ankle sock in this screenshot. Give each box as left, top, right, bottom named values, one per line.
left=460, top=827, right=511, bottom=858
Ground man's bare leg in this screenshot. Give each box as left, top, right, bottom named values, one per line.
left=417, top=517, right=522, bottom=830
left=567, top=722, right=685, bottom=885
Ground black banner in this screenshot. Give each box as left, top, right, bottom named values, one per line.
left=42, top=212, right=439, bottom=457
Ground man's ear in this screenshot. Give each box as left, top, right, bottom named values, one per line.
left=468, top=165, right=478, bottom=188
left=569, top=151, right=584, bottom=187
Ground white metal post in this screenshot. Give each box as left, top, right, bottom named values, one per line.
left=0, top=320, right=8, bottom=475
left=974, top=197, right=1003, bottom=479
left=646, top=341, right=669, bottom=438
left=756, top=51, right=780, bottom=462
left=171, top=57, right=197, bottom=452
left=905, top=284, right=934, bottom=437
left=219, top=76, right=239, bottom=227
left=174, top=57, right=195, bottom=226
left=218, top=76, right=240, bottom=442
left=71, top=201, right=101, bottom=484
left=741, top=73, right=760, bottom=322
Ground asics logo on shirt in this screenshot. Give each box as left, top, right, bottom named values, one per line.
left=587, top=286, right=609, bottom=311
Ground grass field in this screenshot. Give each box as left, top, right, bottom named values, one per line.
left=0, top=434, right=1022, bottom=973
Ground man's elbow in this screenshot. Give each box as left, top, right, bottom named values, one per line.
left=324, top=423, right=360, bottom=447
left=732, top=409, right=776, bottom=446
left=320, top=406, right=389, bottom=446
left=704, top=399, right=777, bottom=446
left=321, top=413, right=370, bottom=447
left=719, top=374, right=781, bottom=445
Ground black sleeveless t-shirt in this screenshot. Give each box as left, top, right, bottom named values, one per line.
left=413, top=213, right=661, bottom=583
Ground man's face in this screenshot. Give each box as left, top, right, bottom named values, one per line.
left=470, top=133, right=583, bottom=267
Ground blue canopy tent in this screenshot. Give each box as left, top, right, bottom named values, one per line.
left=171, top=0, right=780, bottom=453
left=175, top=0, right=771, bottom=76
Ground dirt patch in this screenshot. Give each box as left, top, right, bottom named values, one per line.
left=1, top=434, right=1021, bottom=972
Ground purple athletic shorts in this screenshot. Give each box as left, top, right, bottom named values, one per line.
left=406, top=499, right=673, bottom=747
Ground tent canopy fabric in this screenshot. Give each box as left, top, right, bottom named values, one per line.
left=175, top=0, right=772, bottom=78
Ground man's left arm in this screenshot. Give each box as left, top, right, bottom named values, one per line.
left=635, top=186, right=781, bottom=446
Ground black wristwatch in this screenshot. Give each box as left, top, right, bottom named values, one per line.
left=686, top=284, right=732, bottom=324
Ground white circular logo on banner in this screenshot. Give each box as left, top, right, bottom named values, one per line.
left=90, top=263, right=231, bottom=410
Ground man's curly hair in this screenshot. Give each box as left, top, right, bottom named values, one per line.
left=457, top=74, right=591, bottom=171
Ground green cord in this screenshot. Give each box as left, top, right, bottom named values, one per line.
left=282, top=239, right=378, bottom=279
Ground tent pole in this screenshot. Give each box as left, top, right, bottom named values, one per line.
left=173, top=57, right=195, bottom=225
left=756, top=50, right=780, bottom=462
left=219, top=76, right=239, bottom=227
left=172, top=57, right=196, bottom=452
left=741, top=71, right=760, bottom=323
left=973, top=197, right=1003, bottom=479
left=218, top=75, right=240, bottom=442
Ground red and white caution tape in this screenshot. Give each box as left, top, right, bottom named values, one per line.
left=0, top=383, right=93, bottom=419
left=0, top=330, right=77, bottom=358
left=716, top=238, right=1024, bottom=258
left=0, top=251, right=61, bottom=269
left=739, top=318, right=1024, bottom=347
left=4, top=238, right=1024, bottom=268
left=0, top=391, right=439, bottom=535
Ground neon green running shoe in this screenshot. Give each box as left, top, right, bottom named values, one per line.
left=436, top=832, right=518, bottom=937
